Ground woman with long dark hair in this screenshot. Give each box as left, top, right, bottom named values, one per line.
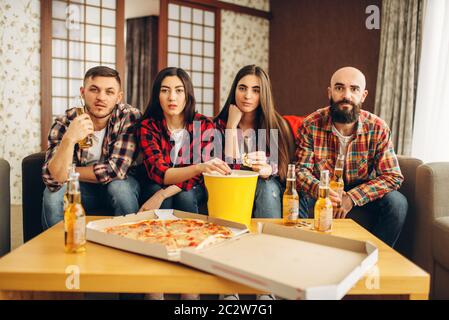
left=215, top=65, right=296, bottom=219
left=138, top=67, right=230, bottom=215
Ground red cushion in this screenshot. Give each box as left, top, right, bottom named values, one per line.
left=283, top=115, right=305, bottom=135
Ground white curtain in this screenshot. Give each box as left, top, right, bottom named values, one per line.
left=412, top=0, right=449, bottom=163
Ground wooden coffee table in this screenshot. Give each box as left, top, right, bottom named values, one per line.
left=0, top=218, right=430, bottom=300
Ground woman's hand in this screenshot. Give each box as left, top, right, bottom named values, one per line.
left=252, top=163, right=272, bottom=178
left=197, top=158, right=232, bottom=175
left=139, top=190, right=166, bottom=212
left=226, top=104, right=243, bottom=129
left=246, top=151, right=267, bottom=166
left=246, top=151, right=272, bottom=178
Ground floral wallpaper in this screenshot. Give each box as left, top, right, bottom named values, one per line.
left=0, top=0, right=269, bottom=204
left=0, top=0, right=41, bottom=204
left=220, top=0, right=269, bottom=12
left=219, top=8, right=269, bottom=108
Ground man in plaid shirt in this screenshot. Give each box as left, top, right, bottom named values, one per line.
left=42, top=66, right=141, bottom=229
left=296, top=67, right=407, bottom=247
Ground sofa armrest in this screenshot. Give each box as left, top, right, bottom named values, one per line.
left=432, top=217, right=449, bottom=271
left=22, top=152, right=46, bottom=242
left=397, top=155, right=423, bottom=201
left=393, top=156, right=423, bottom=259
left=416, top=163, right=449, bottom=220
left=0, top=158, right=11, bottom=256
left=415, top=162, right=449, bottom=274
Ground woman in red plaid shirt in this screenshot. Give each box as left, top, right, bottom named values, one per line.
left=215, top=65, right=296, bottom=219
left=138, top=67, right=231, bottom=215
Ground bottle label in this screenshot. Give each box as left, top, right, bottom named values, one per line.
left=284, top=199, right=299, bottom=221
left=63, top=194, right=68, bottom=211
left=319, top=207, right=333, bottom=231
left=73, top=216, right=86, bottom=245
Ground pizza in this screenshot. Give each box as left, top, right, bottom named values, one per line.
left=103, top=218, right=233, bottom=251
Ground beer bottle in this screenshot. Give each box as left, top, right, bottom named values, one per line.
left=75, top=96, right=93, bottom=149
left=64, top=166, right=86, bottom=253
left=330, top=154, right=345, bottom=208
left=283, top=164, right=299, bottom=226
left=314, top=170, right=333, bottom=232
left=63, top=164, right=76, bottom=212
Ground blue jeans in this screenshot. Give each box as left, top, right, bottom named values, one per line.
left=299, top=189, right=408, bottom=247
left=252, top=176, right=283, bottom=218
left=42, top=176, right=141, bottom=230
left=140, top=182, right=207, bottom=214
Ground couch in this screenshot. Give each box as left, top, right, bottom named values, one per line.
left=21, top=116, right=304, bottom=242
left=414, top=162, right=449, bottom=299
left=300, top=155, right=422, bottom=259
left=282, top=116, right=422, bottom=258
left=349, top=155, right=423, bottom=260
left=22, top=153, right=46, bottom=242
left=21, top=150, right=422, bottom=259
left=22, top=152, right=112, bottom=242
left=0, top=158, right=11, bottom=257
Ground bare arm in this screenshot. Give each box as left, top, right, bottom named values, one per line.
left=139, top=185, right=183, bottom=212
left=148, top=161, right=230, bottom=213
left=163, top=165, right=201, bottom=186
left=225, top=127, right=241, bottom=160
left=76, top=166, right=99, bottom=183
left=47, top=113, right=94, bottom=183
left=224, top=104, right=243, bottom=160
left=47, top=136, right=77, bottom=183
left=163, top=160, right=231, bottom=185
left=161, top=185, right=183, bottom=198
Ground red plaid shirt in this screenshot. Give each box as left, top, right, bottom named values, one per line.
left=296, top=106, right=403, bottom=207
left=42, top=104, right=142, bottom=192
left=139, top=113, right=217, bottom=191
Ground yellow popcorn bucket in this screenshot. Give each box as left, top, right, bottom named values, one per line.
left=203, top=170, right=259, bottom=227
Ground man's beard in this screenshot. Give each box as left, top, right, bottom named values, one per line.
left=329, top=98, right=361, bottom=124
left=85, top=103, right=115, bottom=119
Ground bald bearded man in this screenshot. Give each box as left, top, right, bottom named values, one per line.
left=295, top=67, right=407, bottom=247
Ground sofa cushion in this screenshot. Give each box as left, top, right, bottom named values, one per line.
left=22, top=152, right=46, bottom=242
left=432, top=217, right=449, bottom=269
left=283, top=115, right=304, bottom=136
left=394, top=156, right=423, bottom=259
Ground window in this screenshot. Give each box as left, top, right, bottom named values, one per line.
left=163, top=1, right=220, bottom=117
left=41, top=0, right=124, bottom=149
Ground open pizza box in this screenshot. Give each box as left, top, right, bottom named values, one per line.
left=87, top=210, right=377, bottom=299
left=86, top=209, right=249, bottom=261
left=181, top=222, right=378, bottom=300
